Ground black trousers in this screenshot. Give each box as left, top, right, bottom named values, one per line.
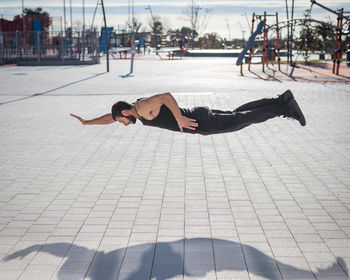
left=188, top=97, right=282, bottom=135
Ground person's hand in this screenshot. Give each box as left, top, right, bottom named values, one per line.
left=177, top=116, right=198, bottom=133
left=3, top=245, right=41, bottom=262
left=70, top=114, right=87, bottom=125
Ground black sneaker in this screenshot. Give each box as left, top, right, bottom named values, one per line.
left=278, top=89, right=294, bottom=105
left=283, top=98, right=306, bottom=126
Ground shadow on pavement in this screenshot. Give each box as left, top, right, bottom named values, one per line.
left=297, top=65, right=350, bottom=80
left=120, top=72, right=134, bottom=78
left=248, top=69, right=282, bottom=83
left=0, top=72, right=106, bottom=106
left=3, top=238, right=348, bottom=280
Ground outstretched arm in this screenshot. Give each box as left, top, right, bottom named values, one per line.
left=70, top=113, right=115, bottom=125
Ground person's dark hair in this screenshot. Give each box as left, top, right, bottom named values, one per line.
left=111, top=101, right=133, bottom=121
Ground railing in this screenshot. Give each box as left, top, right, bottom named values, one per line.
left=0, top=31, right=100, bottom=65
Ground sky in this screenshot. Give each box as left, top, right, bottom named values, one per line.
left=1, top=0, right=349, bottom=39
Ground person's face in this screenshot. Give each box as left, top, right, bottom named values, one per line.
left=115, top=111, right=137, bottom=126
left=115, top=116, right=132, bottom=126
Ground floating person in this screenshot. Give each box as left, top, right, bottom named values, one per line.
left=70, top=90, right=306, bottom=135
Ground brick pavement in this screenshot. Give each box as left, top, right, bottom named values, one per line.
left=0, top=57, right=349, bottom=280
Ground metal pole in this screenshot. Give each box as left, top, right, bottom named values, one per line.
left=285, top=0, right=290, bottom=64
left=101, top=0, right=109, bottom=72
left=69, top=0, right=73, bottom=30
left=61, top=32, right=64, bottom=63
left=146, top=5, right=155, bottom=24
left=16, top=31, right=19, bottom=63
left=69, top=0, right=73, bottom=59
left=332, top=18, right=340, bottom=73
left=191, top=0, right=194, bottom=49
left=130, top=0, right=135, bottom=74
left=146, top=5, right=156, bottom=48
left=60, top=16, right=63, bottom=36
left=63, top=0, right=67, bottom=36
left=336, top=9, right=344, bottom=75
left=83, top=0, right=85, bottom=33
left=333, top=8, right=343, bottom=75
left=290, top=0, right=294, bottom=65
left=225, top=18, right=231, bottom=41
left=37, top=31, right=40, bottom=65
left=91, top=1, right=100, bottom=31
left=82, top=0, right=85, bottom=62
left=311, top=0, right=349, bottom=20
left=22, top=0, right=25, bottom=47
left=130, top=39, right=135, bottom=73
left=128, top=0, right=130, bottom=29
left=0, top=31, right=3, bottom=65
left=132, top=0, right=134, bottom=26
left=262, top=11, right=267, bottom=72
left=248, top=13, right=255, bottom=71
left=276, top=13, right=281, bottom=71
left=78, top=31, right=80, bottom=60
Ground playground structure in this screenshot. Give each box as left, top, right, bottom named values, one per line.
left=241, top=12, right=282, bottom=75
left=237, top=12, right=282, bottom=76
left=238, top=0, right=350, bottom=77
left=309, top=0, right=350, bottom=75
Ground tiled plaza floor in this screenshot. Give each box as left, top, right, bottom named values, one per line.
left=0, top=56, right=349, bottom=280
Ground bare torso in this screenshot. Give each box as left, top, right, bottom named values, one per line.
left=134, top=97, right=163, bottom=121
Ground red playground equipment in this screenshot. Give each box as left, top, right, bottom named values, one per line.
left=242, top=12, right=281, bottom=75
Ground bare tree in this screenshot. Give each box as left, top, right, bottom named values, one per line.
left=147, top=14, right=170, bottom=48
left=126, top=18, right=142, bottom=33
left=182, top=1, right=212, bottom=48
left=148, top=14, right=163, bottom=35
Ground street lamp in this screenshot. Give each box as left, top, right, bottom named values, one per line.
left=145, top=5, right=157, bottom=48
left=190, top=0, right=201, bottom=49
left=63, top=0, right=67, bottom=35
left=21, top=0, right=26, bottom=46
left=145, top=5, right=154, bottom=21
left=83, top=0, right=85, bottom=34
left=128, top=0, right=135, bottom=32
left=21, top=0, right=24, bottom=24
left=69, top=0, right=73, bottom=30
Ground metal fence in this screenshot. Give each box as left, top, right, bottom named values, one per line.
left=0, top=31, right=100, bottom=65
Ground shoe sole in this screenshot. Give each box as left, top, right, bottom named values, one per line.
left=291, top=99, right=306, bottom=126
